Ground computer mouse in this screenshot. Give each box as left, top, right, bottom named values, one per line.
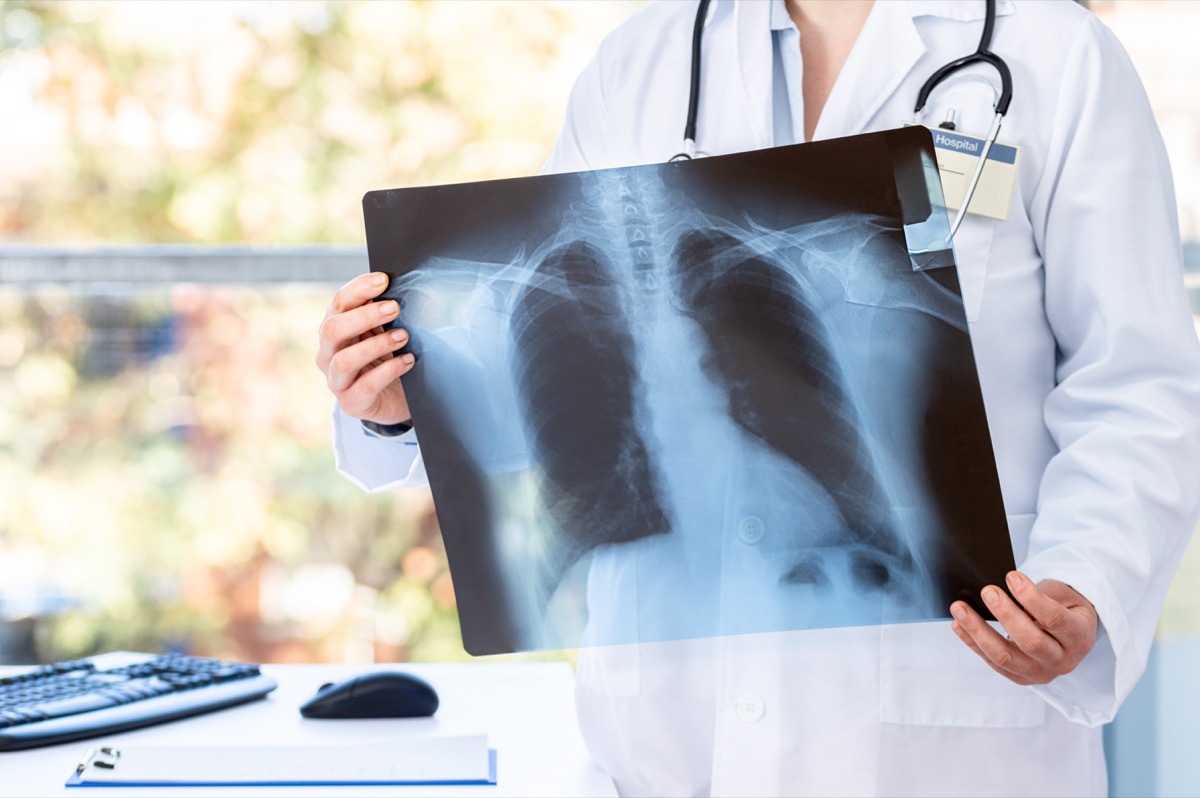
left=298, top=671, right=439, bottom=719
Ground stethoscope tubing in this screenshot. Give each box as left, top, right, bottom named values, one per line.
left=673, top=0, right=1014, bottom=242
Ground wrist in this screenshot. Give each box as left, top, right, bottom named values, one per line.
left=361, top=419, right=413, bottom=438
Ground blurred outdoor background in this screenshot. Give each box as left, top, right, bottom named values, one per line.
left=0, top=0, right=642, bottom=666
left=0, top=0, right=1197, bottom=678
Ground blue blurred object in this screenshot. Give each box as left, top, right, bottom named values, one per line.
left=1106, top=636, right=1200, bottom=797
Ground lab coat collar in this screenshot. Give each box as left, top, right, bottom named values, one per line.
left=812, top=0, right=927, bottom=141
left=731, top=0, right=1016, bottom=148
left=733, top=0, right=927, bottom=146
left=733, top=0, right=774, bottom=149
left=907, top=0, right=1017, bottom=22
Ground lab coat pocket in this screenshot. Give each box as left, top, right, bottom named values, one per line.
left=950, top=214, right=994, bottom=323
left=879, top=615, right=1045, bottom=727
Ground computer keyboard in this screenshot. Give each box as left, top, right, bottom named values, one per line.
left=0, top=651, right=277, bottom=751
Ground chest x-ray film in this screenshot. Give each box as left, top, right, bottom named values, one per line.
left=363, top=127, right=1015, bottom=655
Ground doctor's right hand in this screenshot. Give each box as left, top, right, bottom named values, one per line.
left=316, top=272, right=415, bottom=426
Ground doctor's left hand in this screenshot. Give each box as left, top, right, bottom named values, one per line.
left=949, top=572, right=1098, bottom=685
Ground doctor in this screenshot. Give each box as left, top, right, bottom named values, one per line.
left=317, top=0, right=1200, bottom=795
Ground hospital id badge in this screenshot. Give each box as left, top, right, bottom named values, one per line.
left=905, top=124, right=1021, bottom=221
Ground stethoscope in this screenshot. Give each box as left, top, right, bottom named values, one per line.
left=672, top=0, right=1013, bottom=242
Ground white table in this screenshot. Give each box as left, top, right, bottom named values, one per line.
left=0, top=662, right=616, bottom=798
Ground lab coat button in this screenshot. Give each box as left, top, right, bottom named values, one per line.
left=736, top=694, right=765, bottom=722
left=737, top=516, right=766, bottom=545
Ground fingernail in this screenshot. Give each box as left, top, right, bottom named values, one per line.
left=390, top=329, right=407, bottom=343
left=983, top=587, right=1001, bottom=606
left=401, top=354, right=415, bottom=366
left=379, top=300, right=398, bottom=316
left=371, top=272, right=387, bottom=286
left=1006, top=572, right=1022, bottom=590
left=950, top=603, right=966, bottom=621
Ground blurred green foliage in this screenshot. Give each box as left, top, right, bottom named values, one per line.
left=0, top=285, right=467, bottom=664
left=0, top=0, right=636, bottom=244
left=0, top=0, right=638, bottom=663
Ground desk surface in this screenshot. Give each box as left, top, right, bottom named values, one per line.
left=0, top=661, right=616, bottom=798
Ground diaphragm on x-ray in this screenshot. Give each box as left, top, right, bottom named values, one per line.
left=363, top=127, right=1015, bottom=655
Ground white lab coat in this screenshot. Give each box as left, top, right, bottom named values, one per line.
left=334, top=1, right=1200, bottom=795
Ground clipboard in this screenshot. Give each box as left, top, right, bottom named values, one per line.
left=66, top=735, right=498, bottom=787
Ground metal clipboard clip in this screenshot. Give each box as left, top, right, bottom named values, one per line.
left=75, top=746, right=121, bottom=774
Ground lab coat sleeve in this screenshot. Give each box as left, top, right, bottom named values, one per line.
left=331, top=402, right=428, bottom=492
left=1021, top=13, right=1200, bottom=726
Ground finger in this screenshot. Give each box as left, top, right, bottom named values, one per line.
left=950, top=600, right=1049, bottom=682
left=1005, top=571, right=1081, bottom=645
left=330, top=272, right=390, bottom=314
left=327, top=328, right=409, bottom=393
left=980, top=584, right=1066, bottom=667
left=338, top=353, right=415, bottom=416
left=318, top=299, right=401, bottom=367
left=318, top=326, right=376, bottom=373
left=950, top=620, right=1035, bottom=686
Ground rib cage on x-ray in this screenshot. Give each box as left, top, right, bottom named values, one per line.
left=395, top=171, right=938, bottom=646
left=367, top=129, right=1015, bottom=654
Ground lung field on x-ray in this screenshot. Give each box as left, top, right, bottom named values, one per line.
left=364, top=129, right=1014, bottom=654
left=670, top=228, right=920, bottom=598
left=509, top=238, right=672, bottom=557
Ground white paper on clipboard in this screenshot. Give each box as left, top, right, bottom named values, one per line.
left=66, top=734, right=497, bottom=787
